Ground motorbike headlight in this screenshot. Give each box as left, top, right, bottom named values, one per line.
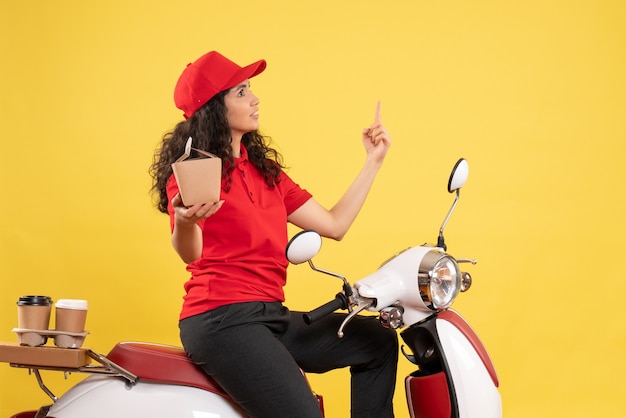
left=418, top=251, right=461, bottom=310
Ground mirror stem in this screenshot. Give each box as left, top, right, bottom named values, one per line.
left=307, top=260, right=353, bottom=298
left=438, top=189, right=460, bottom=251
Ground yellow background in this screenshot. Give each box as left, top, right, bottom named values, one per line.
left=1, top=1, right=625, bottom=417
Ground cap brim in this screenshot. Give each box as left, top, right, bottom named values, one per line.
left=224, top=59, right=266, bottom=91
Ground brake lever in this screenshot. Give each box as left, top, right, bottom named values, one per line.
left=337, top=299, right=375, bottom=338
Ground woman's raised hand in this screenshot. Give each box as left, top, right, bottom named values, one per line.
left=362, top=101, right=391, bottom=165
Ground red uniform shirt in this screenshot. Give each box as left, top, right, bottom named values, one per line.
left=166, top=144, right=312, bottom=320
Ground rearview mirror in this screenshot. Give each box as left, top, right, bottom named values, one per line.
left=448, top=158, right=469, bottom=193
left=286, top=230, right=322, bottom=265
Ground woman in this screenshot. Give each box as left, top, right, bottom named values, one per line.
left=150, top=51, right=398, bottom=418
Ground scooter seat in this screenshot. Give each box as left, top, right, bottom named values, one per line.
left=106, top=341, right=228, bottom=397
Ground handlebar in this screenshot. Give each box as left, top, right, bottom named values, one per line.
left=303, top=293, right=349, bottom=324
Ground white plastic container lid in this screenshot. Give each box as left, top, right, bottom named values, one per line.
left=55, top=299, right=88, bottom=310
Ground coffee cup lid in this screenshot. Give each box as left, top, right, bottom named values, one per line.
left=55, top=299, right=88, bottom=310
left=17, top=295, right=53, bottom=306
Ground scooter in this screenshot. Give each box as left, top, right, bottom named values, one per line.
left=5, top=158, right=500, bottom=418
left=285, top=158, right=502, bottom=418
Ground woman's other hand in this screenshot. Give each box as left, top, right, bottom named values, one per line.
left=170, top=194, right=224, bottom=263
left=171, top=193, right=224, bottom=226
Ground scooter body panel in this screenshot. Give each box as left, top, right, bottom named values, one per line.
left=47, top=375, right=246, bottom=418
left=355, top=245, right=436, bottom=325
left=436, top=317, right=502, bottom=418
left=401, top=311, right=501, bottom=418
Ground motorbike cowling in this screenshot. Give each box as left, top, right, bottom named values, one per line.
left=48, top=375, right=246, bottom=418
left=402, top=310, right=501, bottom=418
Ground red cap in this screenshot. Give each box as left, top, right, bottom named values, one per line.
left=174, top=51, right=266, bottom=119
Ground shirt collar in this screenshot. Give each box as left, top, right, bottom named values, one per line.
left=235, top=143, right=249, bottom=171
left=237, top=143, right=249, bottom=161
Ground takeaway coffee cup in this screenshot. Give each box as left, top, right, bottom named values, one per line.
left=16, top=295, right=53, bottom=331
left=55, top=299, right=88, bottom=334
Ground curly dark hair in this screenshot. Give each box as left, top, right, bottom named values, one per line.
left=149, top=90, right=284, bottom=214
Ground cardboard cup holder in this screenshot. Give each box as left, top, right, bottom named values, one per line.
left=13, top=328, right=89, bottom=349
left=13, top=296, right=89, bottom=349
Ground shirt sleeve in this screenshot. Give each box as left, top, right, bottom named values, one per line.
left=278, top=170, right=313, bottom=215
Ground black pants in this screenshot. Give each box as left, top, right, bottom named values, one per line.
left=179, top=301, right=398, bottom=418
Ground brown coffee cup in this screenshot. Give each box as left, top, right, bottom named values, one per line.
left=16, top=295, right=53, bottom=346
left=17, top=295, right=52, bottom=331
left=55, top=299, right=88, bottom=333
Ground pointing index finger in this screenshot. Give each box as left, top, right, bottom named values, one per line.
left=375, top=101, right=381, bottom=124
